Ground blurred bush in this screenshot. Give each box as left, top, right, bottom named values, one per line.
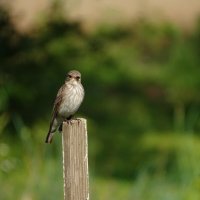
left=0, top=4, right=200, bottom=199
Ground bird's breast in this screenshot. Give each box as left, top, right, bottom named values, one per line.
left=58, top=83, right=84, bottom=118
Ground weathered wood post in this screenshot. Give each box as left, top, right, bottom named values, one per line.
left=62, top=118, right=89, bottom=200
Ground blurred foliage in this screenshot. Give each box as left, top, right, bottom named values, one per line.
left=0, top=4, right=200, bottom=200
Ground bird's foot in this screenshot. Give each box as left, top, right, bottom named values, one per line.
left=76, top=118, right=82, bottom=125
left=63, top=115, right=73, bottom=123
left=64, top=118, right=82, bottom=125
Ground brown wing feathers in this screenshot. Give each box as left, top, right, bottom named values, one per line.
left=45, top=85, right=65, bottom=143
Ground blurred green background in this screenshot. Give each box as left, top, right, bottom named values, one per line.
left=0, top=1, right=200, bottom=200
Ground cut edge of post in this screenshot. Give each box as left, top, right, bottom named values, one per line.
left=81, top=118, right=89, bottom=200
left=62, top=124, right=66, bottom=200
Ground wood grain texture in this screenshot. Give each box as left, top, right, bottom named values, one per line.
left=62, top=118, right=89, bottom=200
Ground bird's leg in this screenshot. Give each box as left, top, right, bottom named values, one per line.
left=64, top=115, right=74, bottom=125
left=67, top=115, right=73, bottom=120
left=61, top=116, right=81, bottom=127
left=58, top=115, right=73, bottom=132
left=66, top=115, right=81, bottom=125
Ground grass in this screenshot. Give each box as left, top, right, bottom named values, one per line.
left=1, top=127, right=200, bottom=200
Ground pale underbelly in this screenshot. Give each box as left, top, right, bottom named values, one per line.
left=58, top=95, right=83, bottom=118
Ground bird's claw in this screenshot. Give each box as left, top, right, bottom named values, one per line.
left=76, top=118, right=82, bottom=125
left=65, top=118, right=81, bottom=125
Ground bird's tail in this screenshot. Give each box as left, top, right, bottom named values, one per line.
left=45, top=131, right=54, bottom=144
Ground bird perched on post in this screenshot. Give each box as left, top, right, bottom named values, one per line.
left=45, top=70, right=84, bottom=143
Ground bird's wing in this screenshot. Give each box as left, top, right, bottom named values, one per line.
left=48, top=84, right=66, bottom=133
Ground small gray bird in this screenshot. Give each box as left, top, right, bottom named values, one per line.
left=45, top=70, right=84, bottom=143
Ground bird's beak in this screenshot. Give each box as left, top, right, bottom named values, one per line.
left=71, top=77, right=77, bottom=83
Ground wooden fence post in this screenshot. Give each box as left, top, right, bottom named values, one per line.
left=62, top=118, right=89, bottom=200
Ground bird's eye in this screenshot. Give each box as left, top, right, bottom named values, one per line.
left=68, top=75, right=72, bottom=78
left=76, top=76, right=80, bottom=80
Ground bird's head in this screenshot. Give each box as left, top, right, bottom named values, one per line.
left=66, top=70, right=81, bottom=84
